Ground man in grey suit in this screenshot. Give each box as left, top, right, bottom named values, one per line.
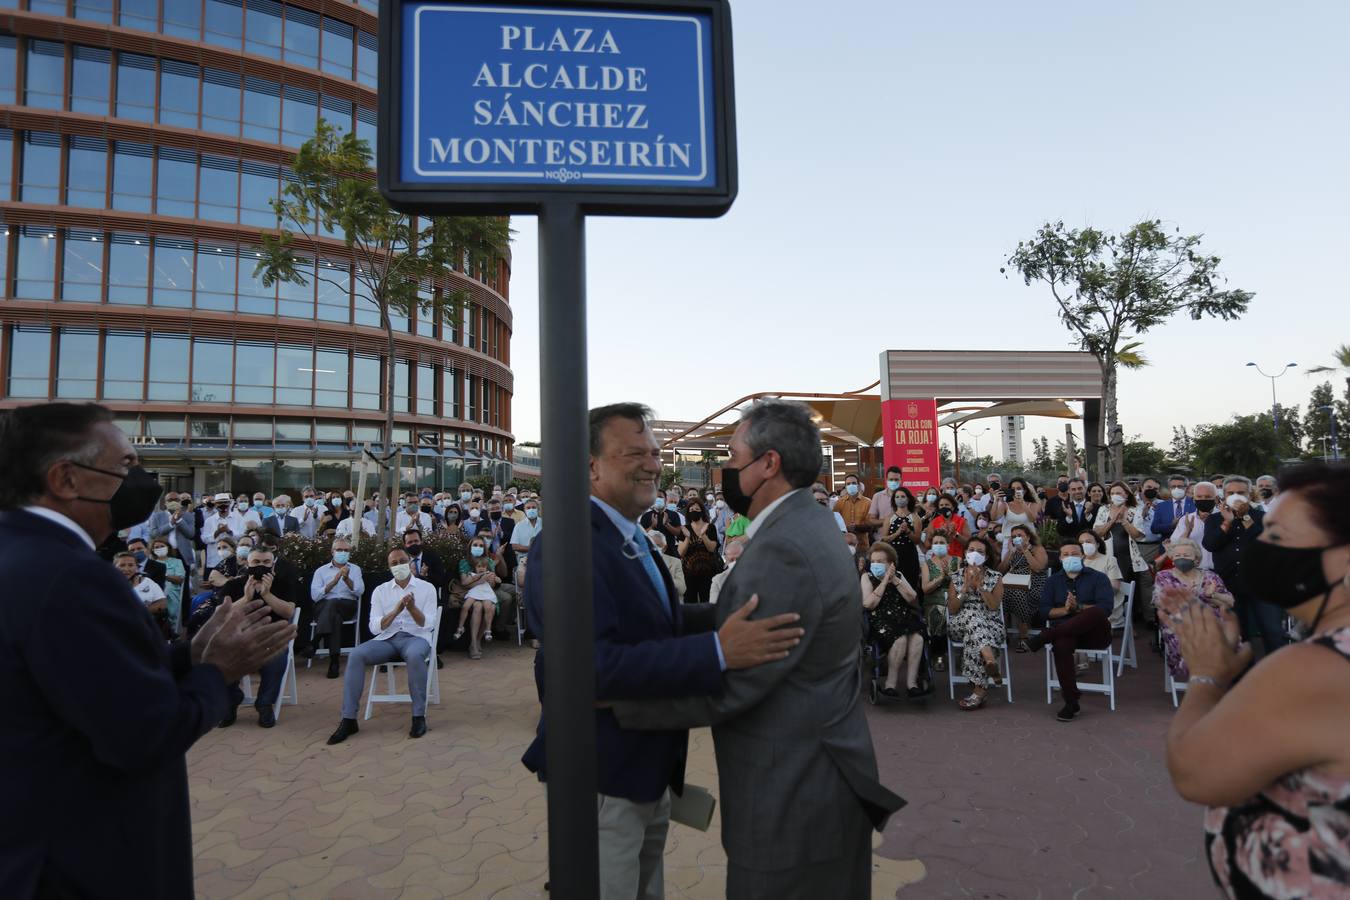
left=615, top=399, right=904, bottom=899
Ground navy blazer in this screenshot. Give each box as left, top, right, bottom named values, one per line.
left=1151, top=496, right=1198, bottom=538
left=522, top=500, right=723, bottom=803
left=0, top=510, right=228, bottom=898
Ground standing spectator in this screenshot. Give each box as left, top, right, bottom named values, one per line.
left=264, top=494, right=301, bottom=535
left=641, top=496, right=686, bottom=554
left=396, top=494, right=433, bottom=536
left=992, top=477, right=1041, bottom=552
left=1171, top=480, right=1220, bottom=570
left=999, top=523, right=1049, bottom=652
left=862, top=542, right=924, bottom=698
left=880, top=510, right=924, bottom=592
left=1085, top=481, right=1108, bottom=515
left=309, top=538, right=364, bottom=677
left=865, top=466, right=906, bottom=541
left=1092, top=481, right=1149, bottom=599
left=151, top=537, right=187, bottom=634
left=708, top=536, right=744, bottom=605
left=511, top=498, right=543, bottom=567
left=1163, top=461, right=1350, bottom=900
left=1152, top=538, right=1233, bottom=681
left=1205, top=475, right=1285, bottom=655
left=209, top=534, right=254, bottom=587
left=292, top=486, right=322, bottom=538
left=648, top=529, right=688, bottom=602
left=835, top=473, right=872, bottom=543
left=710, top=490, right=733, bottom=543
left=200, top=493, right=244, bottom=552
left=328, top=547, right=438, bottom=743
left=1152, top=474, right=1197, bottom=539
left=1046, top=478, right=1094, bottom=541
left=946, top=535, right=1005, bottom=711
left=167, top=495, right=198, bottom=592
left=188, top=546, right=296, bottom=728
left=1026, top=542, right=1116, bottom=722
left=679, top=498, right=722, bottom=603
left=1133, top=477, right=1164, bottom=616
left=1254, top=474, right=1279, bottom=509
left=812, top=483, right=849, bottom=532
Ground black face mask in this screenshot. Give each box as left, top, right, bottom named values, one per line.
left=247, top=564, right=272, bottom=579
left=405, top=543, right=422, bottom=555
left=73, top=463, right=162, bottom=531
left=938, top=508, right=954, bottom=517
left=722, top=453, right=766, bottom=517
left=1240, top=540, right=1342, bottom=613
left=1143, top=488, right=1159, bottom=500
left=1259, top=488, right=1274, bottom=500
left=490, top=511, right=502, bottom=521
left=687, top=510, right=705, bottom=522
left=1057, top=482, right=1069, bottom=491
left=1194, top=498, right=1217, bottom=513
left=421, top=504, right=433, bottom=513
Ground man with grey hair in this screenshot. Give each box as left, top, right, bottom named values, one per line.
left=615, top=399, right=904, bottom=899
left=308, top=537, right=364, bottom=677
left=1255, top=474, right=1278, bottom=508
left=1205, top=474, right=1285, bottom=654
left=1170, top=479, right=1219, bottom=570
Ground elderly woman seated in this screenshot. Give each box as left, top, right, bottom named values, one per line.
left=1153, top=538, right=1234, bottom=681
left=862, top=541, right=924, bottom=697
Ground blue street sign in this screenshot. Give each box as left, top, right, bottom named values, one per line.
left=379, top=0, right=737, bottom=216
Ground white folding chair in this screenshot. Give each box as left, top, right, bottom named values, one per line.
left=307, top=595, right=362, bottom=668
left=364, top=608, right=443, bottom=720
left=1045, top=640, right=1116, bottom=711
left=1165, top=668, right=1188, bottom=708
left=241, top=608, right=301, bottom=721
left=946, top=605, right=1014, bottom=703
left=1111, top=582, right=1137, bottom=676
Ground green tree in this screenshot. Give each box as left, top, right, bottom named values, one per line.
left=1003, top=220, right=1253, bottom=480
left=1030, top=436, right=1054, bottom=470
left=1190, top=414, right=1296, bottom=474
left=1167, top=425, right=1194, bottom=471
left=258, top=122, right=511, bottom=536
left=1305, top=381, right=1349, bottom=460
left=1122, top=437, right=1167, bottom=475
left=1307, top=343, right=1350, bottom=394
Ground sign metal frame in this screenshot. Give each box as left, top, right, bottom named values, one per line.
left=378, top=0, right=737, bottom=216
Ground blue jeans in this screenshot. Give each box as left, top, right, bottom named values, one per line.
left=227, top=649, right=290, bottom=710
left=341, top=633, right=433, bottom=719
left=1235, top=589, right=1287, bottom=654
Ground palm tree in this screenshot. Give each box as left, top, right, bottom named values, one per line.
left=1307, top=343, right=1350, bottom=393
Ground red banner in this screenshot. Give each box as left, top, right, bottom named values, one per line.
left=882, top=398, right=940, bottom=491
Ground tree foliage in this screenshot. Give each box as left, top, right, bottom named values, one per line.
left=1121, top=438, right=1167, bottom=475
left=1304, top=381, right=1349, bottom=459
left=1167, top=425, right=1194, bottom=471
left=1003, top=220, right=1253, bottom=479
left=1190, top=414, right=1297, bottom=475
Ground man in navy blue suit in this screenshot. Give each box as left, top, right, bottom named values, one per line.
left=1151, top=474, right=1197, bottom=539
left=523, top=403, right=803, bottom=900
left=0, top=403, right=294, bottom=898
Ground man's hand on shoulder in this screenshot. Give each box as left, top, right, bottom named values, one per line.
left=717, top=594, right=805, bottom=670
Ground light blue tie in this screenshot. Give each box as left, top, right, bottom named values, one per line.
left=631, top=529, right=672, bottom=619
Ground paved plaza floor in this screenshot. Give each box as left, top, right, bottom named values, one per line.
left=188, top=632, right=1217, bottom=899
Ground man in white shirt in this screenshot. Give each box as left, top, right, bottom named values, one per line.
left=327, top=547, right=438, bottom=744
left=336, top=514, right=376, bottom=539
left=510, top=499, right=542, bottom=565
left=293, top=485, right=322, bottom=539
left=200, top=493, right=245, bottom=550
left=1169, top=480, right=1220, bottom=570
left=394, top=494, right=433, bottom=536
left=308, top=538, right=364, bottom=678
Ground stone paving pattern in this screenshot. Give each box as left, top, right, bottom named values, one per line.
left=189, top=634, right=1215, bottom=898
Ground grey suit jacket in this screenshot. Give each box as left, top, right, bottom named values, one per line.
left=170, top=513, right=197, bottom=578
left=615, top=489, right=904, bottom=872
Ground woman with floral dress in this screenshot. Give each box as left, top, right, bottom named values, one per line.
left=1153, top=538, right=1233, bottom=681
left=1164, top=461, right=1350, bottom=899
left=946, top=535, right=1005, bottom=710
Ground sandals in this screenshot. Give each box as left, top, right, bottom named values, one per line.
left=958, top=692, right=986, bottom=711
left=1016, top=639, right=1031, bottom=653
left=984, top=657, right=1003, bottom=686
left=453, top=628, right=465, bottom=640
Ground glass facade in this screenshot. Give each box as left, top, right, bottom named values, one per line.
left=1, top=0, right=513, bottom=495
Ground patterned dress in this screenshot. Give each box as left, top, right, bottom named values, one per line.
left=1154, top=567, right=1231, bottom=681
left=948, top=568, right=1004, bottom=689
left=1000, top=550, right=1043, bottom=626
left=1205, top=626, right=1350, bottom=898
left=865, top=575, right=924, bottom=655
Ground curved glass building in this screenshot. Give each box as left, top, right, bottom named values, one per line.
left=0, top=0, right=515, bottom=497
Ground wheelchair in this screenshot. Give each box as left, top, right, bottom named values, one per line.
left=860, top=611, right=935, bottom=707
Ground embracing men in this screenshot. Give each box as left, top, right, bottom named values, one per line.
left=524, top=400, right=903, bottom=900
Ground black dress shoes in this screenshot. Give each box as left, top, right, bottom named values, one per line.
left=257, top=705, right=276, bottom=728
left=327, top=656, right=341, bottom=679
left=327, top=718, right=359, bottom=745
left=219, top=707, right=238, bottom=728
left=409, top=716, right=427, bottom=739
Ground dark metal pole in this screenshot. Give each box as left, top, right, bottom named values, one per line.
left=537, top=203, right=598, bottom=898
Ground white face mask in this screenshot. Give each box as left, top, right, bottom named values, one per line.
left=1081, top=542, right=1098, bottom=557
left=390, top=563, right=412, bottom=582
left=1111, top=494, right=1126, bottom=506
left=1226, top=493, right=1249, bottom=510
left=1171, top=487, right=1186, bottom=500
left=965, top=550, right=985, bottom=567
left=469, top=508, right=481, bottom=520
left=153, top=546, right=169, bottom=558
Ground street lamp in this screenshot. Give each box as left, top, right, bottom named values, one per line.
left=1246, top=362, right=1297, bottom=433
left=970, top=427, right=990, bottom=462
left=1319, top=405, right=1340, bottom=461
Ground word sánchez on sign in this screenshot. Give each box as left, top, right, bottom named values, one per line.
left=425, top=23, right=694, bottom=174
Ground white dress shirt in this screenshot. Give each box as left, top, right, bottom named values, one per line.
left=200, top=510, right=245, bottom=544
left=1170, top=513, right=1216, bottom=570
left=395, top=510, right=433, bottom=535
left=310, top=561, right=365, bottom=604
left=744, top=489, right=803, bottom=541
left=337, top=516, right=376, bottom=538
left=368, top=576, right=438, bottom=642
left=131, top=576, right=166, bottom=606
left=293, top=502, right=321, bottom=539
left=23, top=505, right=95, bottom=549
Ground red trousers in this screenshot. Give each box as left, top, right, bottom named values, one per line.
left=1045, top=605, right=1111, bottom=701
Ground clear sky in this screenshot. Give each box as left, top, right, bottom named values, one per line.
left=503, top=0, right=1349, bottom=459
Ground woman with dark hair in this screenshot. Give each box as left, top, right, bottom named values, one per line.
left=924, top=493, right=969, bottom=558
left=992, top=477, right=1041, bottom=557
left=861, top=542, right=924, bottom=697
left=678, top=498, right=721, bottom=603
left=887, top=485, right=923, bottom=536
left=946, top=534, right=1005, bottom=710
left=999, top=522, right=1049, bottom=651
left=1093, top=481, right=1148, bottom=617
left=1164, top=461, right=1350, bottom=899
left=882, top=508, right=924, bottom=592
left=1085, top=481, right=1108, bottom=523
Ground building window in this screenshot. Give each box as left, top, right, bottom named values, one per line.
left=416, top=363, right=435, bottom=415
left=314, top=347, right=348, bottom=406
left=283, top=5, right=320, bottom=70
left=443, top=366, right=459, bottom=419
left=320, top=16, right=353, bottom=79
left=0, top=38, right=16, bottom=106
left=155, top=147, right=197, bottom=218
left=204, top=0, right=243, bottom=50
left=148, top=332, right=189, bottom=400
left=159, top=59, right=200, bottom=129
left=119, top=0, right=159, bottom=32
left=202, top=68, right=242, bottom=137
left=66, top=136, right=108, bottom=208
left=195, top=242, right=237, bottom=311
left=275, top=343, right=311, bottom=405
left=7, top=326, right=51, bottom=397
left=242, top=76, right=281, bottom=144
left=61, top=229, right=104, bottom=302
left=356, top=105, right=377, bottom=157
left=316, top=257, right=350, bottom=322
left=321, top=94, right=353, bottom=137
left=192, top=337, right=232, bottom=402
left=115, top=53, right=156, bottom=123
left=244, top=0, right=283, bottom=60
left=70, top=46, right=111, bottom=115
left=233, top=341, right=274, bottom=403
left=356, top=30, right=377, bottom=88
left=151, top=236, right=192, bottom=307
left=15, top=226, right=58, bottom=300
left=56, top=329, right=99, bottom=399
left=198, top=154, right=240, bottom=224
left=20, top=131, right=62, bottom=205
left=276, top=255, right=313, bottom=319
left=352, top=353, right=380, bottom=409
left=393, top=360, right=410, bottom=412
left=111, top=141, right=154, bottom=213
left=25, top=41, right=64, bottom=111
left=108, top=232, right=151, bottom=305
left=280, top=84, right=318, bottom=147
left=237, top=246, right=276, bottom=315
left=162, top=0, right=202, bottom=41
left=239, top=161, right=279, bottom=228
left=103, top=331, right=146, bottom=400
